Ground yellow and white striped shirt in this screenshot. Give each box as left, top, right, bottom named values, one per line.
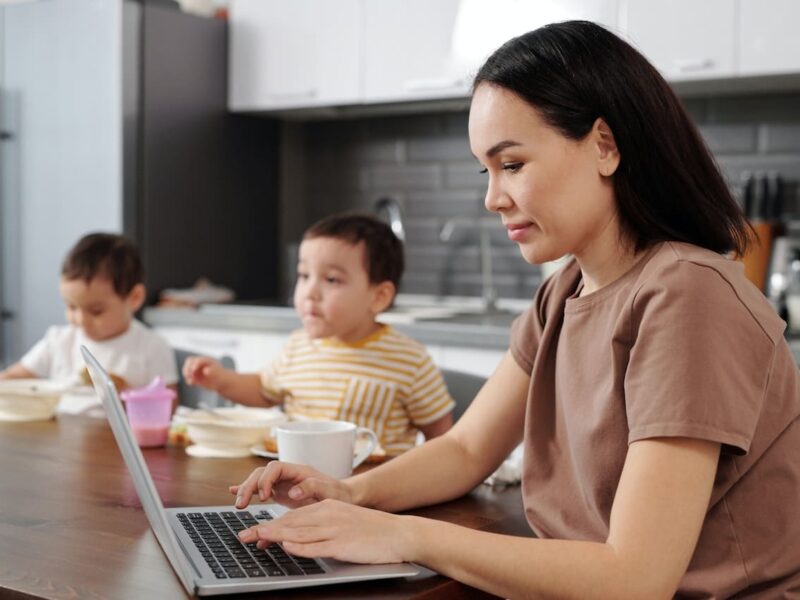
left=260, top=325, right=454, bottom=456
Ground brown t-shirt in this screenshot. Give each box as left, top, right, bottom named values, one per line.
left=511, top=241, right=800, bottom=599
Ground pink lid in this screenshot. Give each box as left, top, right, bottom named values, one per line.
left=120, top=376, right=176, bottom=403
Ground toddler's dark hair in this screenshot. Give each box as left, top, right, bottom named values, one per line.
left=61, top=233, right=144, bottom=297
left=303, top=213, right=404, bottom=289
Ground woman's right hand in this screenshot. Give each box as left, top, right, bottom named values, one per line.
left=229, top=461, right=355, bottom=509
left=182, top=355, right=224, bottom=390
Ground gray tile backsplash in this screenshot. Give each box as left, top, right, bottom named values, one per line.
left=282, top=92, right=800, bottom=300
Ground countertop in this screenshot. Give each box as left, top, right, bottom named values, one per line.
left=144, top=294, right=800, bottom=362
left=144, top=303, right=516, bottom=351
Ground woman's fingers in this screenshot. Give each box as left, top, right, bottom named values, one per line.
left=234, top=467, right=269, bottom=507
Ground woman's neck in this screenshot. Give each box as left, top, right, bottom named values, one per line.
left=574, top=219, right=642, bottom=297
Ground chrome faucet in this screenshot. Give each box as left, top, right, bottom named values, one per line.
left=439, top=216, right=498, bottom=312
left=374, top=197, right=405, bottom=241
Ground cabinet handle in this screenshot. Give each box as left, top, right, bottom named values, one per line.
left=673, top=58, right=714, bottom=73
left=267, top=89, right=318, bottom=100
left=185, top=335, right=240, bottom=349
left=403, top=77, right=467, bottom=92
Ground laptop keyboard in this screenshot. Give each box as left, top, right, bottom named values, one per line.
left=177, top=509, right=325, bottom=579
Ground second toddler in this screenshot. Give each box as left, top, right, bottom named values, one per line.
left=183, top=213, right=455, bottom=456
left=0, top=233, right=178, bottom=398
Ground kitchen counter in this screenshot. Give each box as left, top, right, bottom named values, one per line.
left=145, top=303, right=800, bottom=365
left=144, top=303, right=515, bottom=351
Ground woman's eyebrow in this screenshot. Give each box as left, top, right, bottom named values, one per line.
left=485, top=140, right=522, bottom=158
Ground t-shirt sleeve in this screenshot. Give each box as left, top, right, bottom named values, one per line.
left=404, top=354, right=455, bottom=425
left=625, top=261, right=776, bottom=455
left=146, top=331, right=179, bottom=385
left=510, top=282, right=550, bottom=375
left=19, top=333, right=52, bottom=378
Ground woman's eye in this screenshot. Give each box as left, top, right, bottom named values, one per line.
left=326, top=277, right=341, bottom=284
left=502, top=162, right=522, bottom=173
left=478, top=167, right=488, bottom=174
left=296, top=272, right=309, bottom=280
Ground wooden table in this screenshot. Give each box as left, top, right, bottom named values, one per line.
left=0, top=415, right=530, bottom=599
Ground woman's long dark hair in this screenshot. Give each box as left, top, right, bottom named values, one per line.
left=473, top=21, right=751, bottom=255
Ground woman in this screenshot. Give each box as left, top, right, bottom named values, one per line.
left=231, top=21, right=800, bottom=598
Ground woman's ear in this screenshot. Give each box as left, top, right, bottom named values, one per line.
left=370, top=281, right=396, bottom=315
left=593, top=117, right=620, bottom=177
left=126, top=283, right=147, bottom=313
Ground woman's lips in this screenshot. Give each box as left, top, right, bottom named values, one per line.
left=506, top=222, right=533, bottom=242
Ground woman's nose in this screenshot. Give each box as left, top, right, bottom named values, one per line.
left=484, top=177, right=511, bottom=213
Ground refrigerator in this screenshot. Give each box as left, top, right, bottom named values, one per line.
left=0, top=0, right=280, bottom=367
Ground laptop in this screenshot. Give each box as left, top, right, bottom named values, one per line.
left=81, top=346, right=420, bottom=596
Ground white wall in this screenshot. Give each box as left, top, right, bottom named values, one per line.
left=1, top=0, right=122, bottom=362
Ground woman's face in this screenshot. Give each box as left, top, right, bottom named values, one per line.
left=468, top=83, right=619, bottom=265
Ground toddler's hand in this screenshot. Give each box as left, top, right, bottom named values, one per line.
left=182, top=356, right=225, bottom=391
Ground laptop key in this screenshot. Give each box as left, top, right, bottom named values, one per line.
left=280, top=563, right=303, bottom=576
left=246, top=568, right=265, bottom=578
left=225, top=568, right=246, bottom=578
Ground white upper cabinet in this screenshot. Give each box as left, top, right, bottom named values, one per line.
left=228, top=0, right=361, bottom=111
left=362, top=0, right=472, bottom=103
left=362, top=0, right=619, bottom=104
left=229, top=0, right=800, bottom=112
left=620, top=0, right=735, bottom=81
left=738, top=0, right=800, bottom=76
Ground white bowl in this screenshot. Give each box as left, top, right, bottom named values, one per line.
left=181, top=407, right=287, bottom=452
left=0, top=379, right=67, bottom=422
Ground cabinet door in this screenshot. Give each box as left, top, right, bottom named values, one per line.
left=738, top=0, right=800, bottom=76
left=229, top=0, right=361, bottom=111
left=620, top=0, right=735, bottom=80
left=363, top=0, right=619, bottom=104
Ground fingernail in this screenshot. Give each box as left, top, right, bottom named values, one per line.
left=288, top=487, right=301, bottom=499
left=238, top=530, right=253, bottom=541
left=235, top=496, right=243, bottom=508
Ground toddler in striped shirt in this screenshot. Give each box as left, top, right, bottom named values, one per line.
left=183, top=213, right=455, bottom=455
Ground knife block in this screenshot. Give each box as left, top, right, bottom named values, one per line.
left=741, top=221, right=775, bottom=292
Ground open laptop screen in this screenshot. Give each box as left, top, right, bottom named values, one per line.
left=81, top=345, right=196, bottom=595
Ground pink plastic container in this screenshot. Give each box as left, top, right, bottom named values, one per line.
left=121, top=377, right=175, bottom=448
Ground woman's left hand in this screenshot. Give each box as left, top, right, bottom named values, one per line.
left=237, top=498, right=416, bottom=565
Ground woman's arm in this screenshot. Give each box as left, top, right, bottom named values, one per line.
left=349, top=351, right=527, bottom=511
left=234, top=351, right=528, bottom=512
left=408, top=437, right=720, bottom=599
left=242, top=436, right=720, bottom=600
left=416, top=412, right=452, bottom=440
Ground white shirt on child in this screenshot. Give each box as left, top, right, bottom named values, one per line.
left=20, top=319, right=178, bottom=388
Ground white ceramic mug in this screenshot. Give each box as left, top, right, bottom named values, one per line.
left=275, top=420, right=378, bottom=479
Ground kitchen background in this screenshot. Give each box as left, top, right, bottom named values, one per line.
left=2, top=0, right=800, bottom=371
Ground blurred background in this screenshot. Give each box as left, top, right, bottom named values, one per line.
left=2, top=0, right=799, bottom=372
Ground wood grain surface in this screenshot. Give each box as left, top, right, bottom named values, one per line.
left=0, top=415, right=529, bottom=600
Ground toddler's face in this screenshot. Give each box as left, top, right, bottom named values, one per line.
left=293, top=237, right=390, bottom=343
left=59, top=276, right=142, bottom=342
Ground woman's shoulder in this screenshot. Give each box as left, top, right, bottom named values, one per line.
left=633, top=241, right=785, bottom=342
